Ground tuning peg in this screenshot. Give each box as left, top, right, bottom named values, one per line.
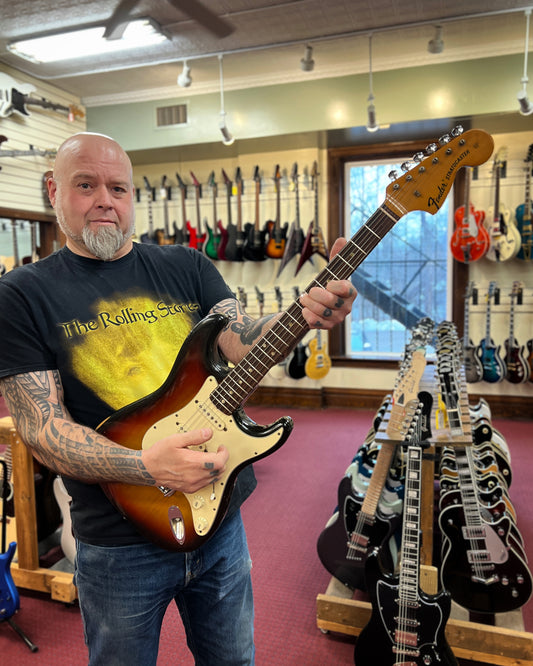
left=451, top=125, right=464, bottom=137
left=388, top=169, right=399, bottom=181
left=438, top=133, right=451, bottom=145
left=400, top=161, right=414, bottom=172
left=412, top=151, right=425, bottom=163
left=425, top=142, right=439, bottom=154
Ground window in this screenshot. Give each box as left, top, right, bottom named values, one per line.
left=343, top=157, right=451, bottom=359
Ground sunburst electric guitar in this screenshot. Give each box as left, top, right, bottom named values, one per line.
left=96, top=127, right=494, bottom=552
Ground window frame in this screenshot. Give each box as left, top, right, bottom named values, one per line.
left=326, top=139, right=467, bottom=369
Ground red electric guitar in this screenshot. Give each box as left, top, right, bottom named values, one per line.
left=450, top=166, right=489, bottom=263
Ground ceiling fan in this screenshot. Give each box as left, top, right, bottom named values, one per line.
left=104, top=0, right=235, bottom=40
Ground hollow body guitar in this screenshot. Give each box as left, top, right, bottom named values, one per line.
left=97, top=128, right=494, bottom=552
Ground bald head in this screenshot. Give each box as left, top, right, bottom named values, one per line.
left=48, top=132, right=136, bottom=261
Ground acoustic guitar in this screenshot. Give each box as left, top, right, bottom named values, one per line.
left=96, top=127, right=494, bottom=552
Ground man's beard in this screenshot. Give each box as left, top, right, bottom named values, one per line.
left=56, top=206, right=134, bottom=261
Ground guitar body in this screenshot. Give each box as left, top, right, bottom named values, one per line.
left=98, top=314, right=293, bottom=552
left=286, top=342, right=308, bottom=379
left=316, top=476, right=401, bottom=590
left=515, top=202, right=532, bottom=261
left=439, top=504, right=532, bottom=613
left=504, top=337, right=530, bottom=384
left=172, top=222, right=188, bottom=246
left=186, top=222, right=204, bottom=251
left=463, top=343, right=483, bottom=383
left=354, top=551, right=457, bottom=666
left=223, top=222, right=245, bottom=261
left=216, top=220, right=229, bottom=260
left=242, top=223, right=267, bottom=261
left=527, top=339, right=533, bottom=382
left=304, top=333, right=332, bottom=380
left=450, top=204, right=489, bottom=263
left=295, top=223, right=329, bottom=275
left=485, top=209, right=521, bottom=262
left=203, top=223, right=220, bottom=260
left=265, top=220, right=288, bottom=259
left=0, top=542, right=19, bottom=621
left=277, top=222, right=305, bottom=277
left=478, top=339, right=505, bottom=383
left=155, top=229, right=174, bottom=246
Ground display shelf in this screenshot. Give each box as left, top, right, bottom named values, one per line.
left=0, top=416, right=77, bottom=603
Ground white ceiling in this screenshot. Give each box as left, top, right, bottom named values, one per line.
left=0, top=0, right=530, bottom=107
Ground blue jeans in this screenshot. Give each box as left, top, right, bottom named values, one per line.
left=74, top=510, right=255, bottom=666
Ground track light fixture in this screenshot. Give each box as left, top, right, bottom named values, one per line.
left=427, top=25, right=444, bottom=54
left=218, top=55, right=235, bottom=146
left=177, top=60, right=192, bottom=88
left=300, top=45, right=314, bottom=72
left=517, top=9, right=533, bottom=116
left=366, top=35, right=379, bottom=132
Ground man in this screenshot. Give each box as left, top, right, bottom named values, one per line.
left=0, top=133, right=356, bottom=665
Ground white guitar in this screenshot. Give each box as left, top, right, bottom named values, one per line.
left=52, top=476, right=76, bottom=565
left=485, top=151, right=520, bottom=262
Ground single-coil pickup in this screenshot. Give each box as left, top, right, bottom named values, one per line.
left=194, top=400, right=227, bottom=430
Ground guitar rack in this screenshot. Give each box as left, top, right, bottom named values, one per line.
left=316, top=365, right=533, bottom=665
left=0, top=416, right=77, bottom=604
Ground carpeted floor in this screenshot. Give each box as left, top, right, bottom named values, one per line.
left=1, top=403, right=532, bottom=665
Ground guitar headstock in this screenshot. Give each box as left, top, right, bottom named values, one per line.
left=160, top=175, right=167, bottom=200
left=465, top=280, right=475, bottom=301
left=253, top=165, right=261, bottom=193
left=487, top=280, right=497, bottom=302
left=289, top=162, right=298, bottom=192
left=143, top=176, right=151, bottom=192
left=510, top=280, right=522, bottom=302
left=190, top=171, right=202, bottom=196
left=222, top=168, right=232, bottom=192
left=176, top=172, right=188, bottom=198
left=68, top=104, right=85, bottom=121
left=385, top=127, right=493, bottom=216
left=311, top=160, right=319, bottom=191
left=208, top=170, right=217, bottom=196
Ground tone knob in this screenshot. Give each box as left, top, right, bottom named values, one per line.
left=192, top=495, right=205, bottom=510
left=196, top=517, right=209, bottom=533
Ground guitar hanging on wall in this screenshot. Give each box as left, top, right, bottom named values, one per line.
left=295, top=161, right=329, bottom=275
left=95, top=127, right=494, bottom=552
left=450, top=166, right=489, bottom=263
left=462, top=281, right=483, bottom=384
left=265, top=164, right=288, bottom=259
left=485, top=150, right=520, bottom=262
left=0, top=72, right=84, bottom=121
left=222, top=167, right=245, bottom=262
left=155, top=175, right=174, bottom=245
left=140, top=177, right=157, bottom=244
left=503, top=281, right=529, bottom=384
left=477, top=281, right=505, bottom=383
left=277, top=162, right=305, bottom=278
left=515, top=144, right=533, bottom=261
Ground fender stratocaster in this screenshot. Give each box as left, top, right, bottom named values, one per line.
left=97, top=127, right=494, bottom=552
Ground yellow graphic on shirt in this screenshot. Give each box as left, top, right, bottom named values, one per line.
left=63, top=293, right=199, bottom=410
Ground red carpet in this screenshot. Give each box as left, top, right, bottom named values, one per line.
left=1, top=403, right=532, bottom=664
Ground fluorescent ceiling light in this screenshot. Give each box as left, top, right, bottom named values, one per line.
left=8, top=19, right=168, bottom=64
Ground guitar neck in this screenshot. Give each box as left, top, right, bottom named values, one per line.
left=213, top=204, right=403, bottom=410
left=398, top=445, right=423, bottom=602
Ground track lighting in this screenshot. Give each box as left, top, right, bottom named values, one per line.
left=300, top=45, right=314, bottom=72
left=427, top=25, right=444, bottom=54
left=517, top=9, right=533, bottom=115
left=366, top=35, right=379, bottom=132
left=177, top=60, right=191, bottom=88
left=218, top=55, right=235, bottom=146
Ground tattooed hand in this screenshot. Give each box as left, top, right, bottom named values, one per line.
left=298, top=237, right=357, bottom=329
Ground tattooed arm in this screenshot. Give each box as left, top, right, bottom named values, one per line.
left=211, top=239, right=357, bottom=365
left=0, top=370, right=228, bottom=492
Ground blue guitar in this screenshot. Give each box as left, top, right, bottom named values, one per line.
left=478, top=281, right=505, bottom=383
left=0, top=541, right=19, bottom=621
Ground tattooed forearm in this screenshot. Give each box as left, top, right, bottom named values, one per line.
left=0, top=371, right=155, bottom=486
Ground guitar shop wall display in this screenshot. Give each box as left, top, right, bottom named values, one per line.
left=133, top=163, right=333, bottom=382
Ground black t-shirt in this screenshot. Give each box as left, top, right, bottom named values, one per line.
left=0, top=243, right=256, bottom=545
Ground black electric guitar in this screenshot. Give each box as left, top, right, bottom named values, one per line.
left=317, top=350, right=427, bottom=591
left=243, top=166, right=267, bottom=261
left=516, top=144, right=533, bottom=261
left=477, top=281, right=505, bottom=383
left=286, top=286, right=308, bottom=379
left=503, top=281, right=529, bottom=384
left=155, top=176, right=174, bottom=245
left=277, top=162, right=305, bottom=278
left=223, top=168, right=245, bottom=262
left=188, top=172, right=206, bottom=252
left=140, top=177, right=157, bottom=244
left=439, top=444, right=532, bottom=613
left=355, top=429, right=457, bottom=665
left=462, top=281, right=483, bottom=383
left=96, top=127, right=494, bottom=552
left=216, top=170, right=231, bottom=261
left=174, top=173, right=190, bottom=246
left=295, top=161, right=329, bottom=275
